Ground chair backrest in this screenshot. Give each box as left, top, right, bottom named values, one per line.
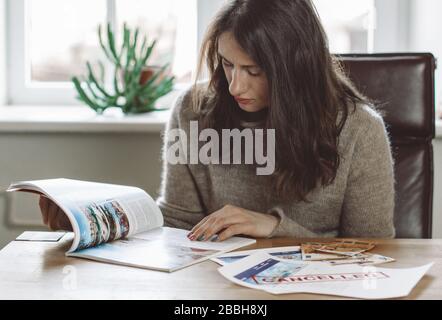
left=339, top=53, right=436, bottom=238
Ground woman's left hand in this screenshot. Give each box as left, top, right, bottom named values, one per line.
left=188, top=204, right=280, bottom=242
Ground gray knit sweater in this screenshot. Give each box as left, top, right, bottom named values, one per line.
left=156, top=88, right=396, bottom=238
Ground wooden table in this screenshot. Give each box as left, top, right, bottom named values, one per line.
left=0, top=233, right=441, bottom=299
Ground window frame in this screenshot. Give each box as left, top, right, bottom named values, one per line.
left=6, top=0, right=220, bottom=105
left=6, top=0, right=411, bottom=105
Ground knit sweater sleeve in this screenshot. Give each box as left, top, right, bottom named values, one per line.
left=156, top=90, right=206, bottom=230
left=267, top=206, right=332, bottom=238
left=339, top=112, right=396, bottom=238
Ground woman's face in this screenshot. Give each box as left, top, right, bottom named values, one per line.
left=218, top=32, right=270, bottom=112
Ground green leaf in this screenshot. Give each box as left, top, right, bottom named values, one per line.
left=132, top=28, right=140, bottom=59
left=107, top=23, right=119, bottom=63
left=113, top=66, right=122, bottom=96
left=136, top=65, right=170, bottom=98
left=86, top=61, right=113, bottom=98
left=97, top=61, right=106, bottom=84
left=72, top=77, right=104, bottom=112
left=83, top=76, right=108, bottom=103
left=98, top=25, right=116, bottom=64
left=141, top=40, right=156, bottom=66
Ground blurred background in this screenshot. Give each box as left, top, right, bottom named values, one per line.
left=0, top=0, right=441, bottom=248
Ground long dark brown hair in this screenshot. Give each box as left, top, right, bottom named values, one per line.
left=192, top=0, right=369, bottom=202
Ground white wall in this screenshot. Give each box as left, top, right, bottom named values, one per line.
left=197, top=0, right=226, bottom=51
left=0, top=132, right=164, bottom=249
left=434, top=139, right=442, bottom=238
left=409, top=0, right=442, bottom=108
left=0, top=0, right=7, bottom=105
left=405, top=0, right=442, bottom=237
left=374, top=0, right=411, bottom=52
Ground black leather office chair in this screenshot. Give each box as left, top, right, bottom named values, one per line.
left=338, top=53, right=436, bottom=238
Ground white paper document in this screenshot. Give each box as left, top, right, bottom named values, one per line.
left=218, top=252, right=433, bottom=299
left=16, top=231, right=66, bottom=242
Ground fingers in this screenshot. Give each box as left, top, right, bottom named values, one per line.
left=189, top=215, right=209, bottom=236
left=189, top=216, right=221, bottom=241
left=188, top=216, right=212, bottom=241
left=189, top=205, right=239, bottom=236
left=191, top=213, right=243, bottom=242
left=39, top=196, right=50, bottom=225
left=40, top=197, right=72, bottom=231
left=58, top=215, right=73, bottom=231
left=47, top=201, right=62, bottom=230
left=218, top=223, right=251, bottom=242
left=189, top=205, right=232, bottom=240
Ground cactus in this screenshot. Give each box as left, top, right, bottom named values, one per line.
left=72, top=23, right=175, bottom=114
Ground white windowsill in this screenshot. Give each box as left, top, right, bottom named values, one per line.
left=1, top=105, right=442, bottom=138
left=0, top=105, right=170, bottom=133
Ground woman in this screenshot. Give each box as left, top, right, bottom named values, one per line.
left=40, top=0, right=396, bottom=241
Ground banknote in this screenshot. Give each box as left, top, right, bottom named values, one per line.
left=327, top=253, right=395, bottom=266
left=302, top=240, right=375, bottom=257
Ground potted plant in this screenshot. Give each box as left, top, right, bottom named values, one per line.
left=72, top=23, right=175, bottom=115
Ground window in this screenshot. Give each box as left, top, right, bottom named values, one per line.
left=115, top=0, right=196, bottom=83
left=28, top=0, right=196, bottom=84
left=28, top=0, right=107, bottom=83
left=6, top=0, right=423, bottom=106
left=313, top=0, right=376, bottom=53
left=7, top=0, right=208, bottom=105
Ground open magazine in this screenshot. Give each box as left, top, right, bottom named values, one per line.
left=6, top=178, right=256, bottom=272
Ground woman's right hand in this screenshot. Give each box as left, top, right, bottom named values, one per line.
left=39, top=196, right=72, bottom=231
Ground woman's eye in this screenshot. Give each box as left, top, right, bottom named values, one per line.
left=248, top=70, right=261, bottom=77
left=222, top=60, right=233, bottom=68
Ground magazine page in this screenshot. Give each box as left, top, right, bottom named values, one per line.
left=218, top=252, right=433, bottom=299
left=211, top=246, right=302, bottom=265
left=7, top=178, right=163, bottom=253
left=68, top=227, right=257, bottom=272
